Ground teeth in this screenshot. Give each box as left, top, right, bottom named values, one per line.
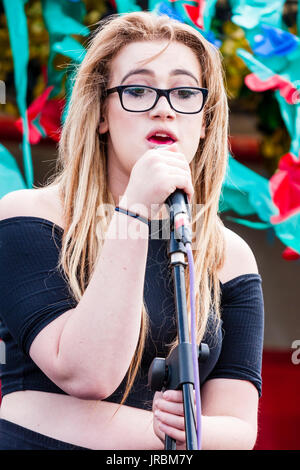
left=154, top=133, right=171, bottom=138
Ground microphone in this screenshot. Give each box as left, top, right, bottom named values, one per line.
left=166, top=189, right=192, bottom=245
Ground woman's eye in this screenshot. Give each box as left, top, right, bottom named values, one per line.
left=125, top=87, right=147, bottom=97
left=176, top=89, right=196, bottom=99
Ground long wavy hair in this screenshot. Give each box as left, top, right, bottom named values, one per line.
left=44, top=11, right=228, bottom=405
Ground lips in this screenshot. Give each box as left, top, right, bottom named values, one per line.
left=146, top=129, right=178, bottom=145
left=148, top=136, right=175, bottom=145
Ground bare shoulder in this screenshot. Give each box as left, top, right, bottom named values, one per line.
left=218, top=225, right=259, bottom=284
left=0, top=188, right=36, bottom=220
left=0, top=185, right=64, bottom=229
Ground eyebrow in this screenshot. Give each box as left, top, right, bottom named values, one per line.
left=120, top=68, right=199, bottom=86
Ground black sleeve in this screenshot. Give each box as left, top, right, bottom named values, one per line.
left=0, top=217, right=77, bottom=356
left=205, top=274, right=264, bottom=397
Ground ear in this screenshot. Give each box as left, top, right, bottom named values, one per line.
left=99, top=113, right=109, bottom=134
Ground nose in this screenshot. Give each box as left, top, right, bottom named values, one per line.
left=148, top=95, right=176, bottom=119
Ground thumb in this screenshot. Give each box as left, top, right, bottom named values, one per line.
left=155, top=142, right=179, bottom=153
left=167, top=142, right=179, bottom=153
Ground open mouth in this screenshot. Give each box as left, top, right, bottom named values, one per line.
left=147, top=134, right=175, bottom=145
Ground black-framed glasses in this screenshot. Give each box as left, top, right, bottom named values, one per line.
left=105, top=85, right=208, bottom=114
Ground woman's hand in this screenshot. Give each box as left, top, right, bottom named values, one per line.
left=122, top=143, right=194, bottom=219
left=152, top=390, right=187, bottom=450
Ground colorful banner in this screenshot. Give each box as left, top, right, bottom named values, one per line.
left=2, top=0, right=300, bottom=257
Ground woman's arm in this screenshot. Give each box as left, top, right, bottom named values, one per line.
left=28, top=195, right=150, bottom=399
left=84, top=400, right=164, bottom=450
left=153, top=379, right=259, bottom=450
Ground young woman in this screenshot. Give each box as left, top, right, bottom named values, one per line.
left=0, top=11, right=264, bottom=450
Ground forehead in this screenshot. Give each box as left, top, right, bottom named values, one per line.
left=109, top=40, right=201, bottom=83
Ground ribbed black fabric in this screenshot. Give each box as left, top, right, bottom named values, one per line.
left=0, top=216, right=264, bottom=406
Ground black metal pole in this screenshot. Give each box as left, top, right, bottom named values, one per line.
left=148, top=189, right=199, bottom=450
left=164, top=242, right=197, bottom=450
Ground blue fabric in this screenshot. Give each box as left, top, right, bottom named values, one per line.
left=0, top=216, right=264, bottom=406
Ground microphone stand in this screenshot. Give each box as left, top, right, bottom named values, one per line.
left=148, top=190, right=209, bottom=450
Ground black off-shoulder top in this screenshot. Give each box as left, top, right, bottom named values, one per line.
left=0, top=216, right=264, bottom=408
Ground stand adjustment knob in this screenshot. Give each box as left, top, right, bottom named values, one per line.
left=198, top=342, right=210, bottom=363
left=148, top=357, right=167, bottom=391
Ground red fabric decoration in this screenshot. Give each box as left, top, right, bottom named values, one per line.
left=197, top=0, right=206, bottom=29
left=14, top=86, right=65, bottom=144
left=39, top=98, right=65, bottom=142
left=245, top=73, right=300, bottom=105
left=184, top=2, right=205, bottom=29
left=282, top=247, right=300, bottom=260
left=270, top=152, right=300, bottom=223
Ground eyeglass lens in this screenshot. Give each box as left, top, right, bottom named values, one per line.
left=122, top=87, right=204, bottom=112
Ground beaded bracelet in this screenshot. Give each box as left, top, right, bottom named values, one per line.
left=115, top=206, right=150, bottom=227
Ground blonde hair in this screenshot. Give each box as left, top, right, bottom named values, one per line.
left=46, top=11, right=228, bottom=405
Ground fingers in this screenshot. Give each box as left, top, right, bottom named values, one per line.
left=167, top=168, right=191, bottom=183
left=163, top=389, right=196, bottom=402
left=154, top=406, right=186, bottom=445
left=151, top=147, right=193, bottom=199
left=155, top=149, right=186, bottom=162
left=154, top=391, right=185, bottom=435
left=152, top=390, right=189, bottom=449
left=155, top=397, right=184, bottom=416
left=157, top=421, right=186, bottom=444
left=163, top=389, right=184, bottom=403
left=155, top=409, right=184, bottom=430
left=158, top=390, right=196, bottom=412
left=163, top=156, right=190, bottom=170
left=168, top=174, right=194, bottom=200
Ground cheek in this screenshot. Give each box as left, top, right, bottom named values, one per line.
left=107, top=111, right=145, bottom=171
left=184, top=117, right=204, bottom=160
left=109, top=106, right=130, bottom=132
left=107, top=109, right=132, bottom=152
left=108, top=105, right=145, bottom=150
left=111, top=98, right=143, bottom=133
